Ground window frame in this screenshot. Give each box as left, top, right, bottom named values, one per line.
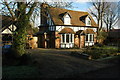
left=61, top=33, right=74, bottom=43
left=85, top=34, right=94, bottom=42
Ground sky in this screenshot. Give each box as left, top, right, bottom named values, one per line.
left=69, top=2, right=91, bottom=12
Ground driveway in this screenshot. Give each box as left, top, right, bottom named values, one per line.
left=26, top=48, right=119, bottom=78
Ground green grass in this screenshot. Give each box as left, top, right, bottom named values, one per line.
left=93, top=45, right=119, bottom=50
left=3, top=66, right=40, bottom=78
left=85, top=45, right=119, bottom=59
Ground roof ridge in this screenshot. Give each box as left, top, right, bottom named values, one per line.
left=50, top=7, right=88, bottom=14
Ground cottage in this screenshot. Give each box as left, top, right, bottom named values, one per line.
left=37, top=4, right=98, bottom=48
left=1, top=15, right=16, bottom=46
left=1, top=15, right=38, bottom=49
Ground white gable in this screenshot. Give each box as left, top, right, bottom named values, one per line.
left=2, top=25, right=17, bottom=34
left=86, top=16, right=91, bottom=26
left=2, top=29, right=12, bottom=34
left=9, top=25, right=17, bottom=31
left=63, top=14, right=71, bottom=25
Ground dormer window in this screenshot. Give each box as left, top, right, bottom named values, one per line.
left=86, top=16, right=91, bottom=26
left=62, top=12, right=71, bottom=25
left=87, top=20, right=91, bottom=25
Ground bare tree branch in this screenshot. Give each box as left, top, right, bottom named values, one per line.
left=4, top=0, right=15, bottom=18
left=27, top=2, right=37, bottom=17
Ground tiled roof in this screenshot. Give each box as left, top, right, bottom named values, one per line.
left=59, top=28, right=75, bottom=34
left=1, top=15, right=13, bottom=31
left=76, top=30, right=83, bottom=34
left=76, top=29, right=95, bottom=35
left=82, top=29, right=95, bottom=34
left=48, top=7, right=98, bottom=27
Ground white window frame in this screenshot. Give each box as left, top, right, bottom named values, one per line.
left=61, top=33, right=74, bottom=43
left=85, top=34, right=94, bottom=42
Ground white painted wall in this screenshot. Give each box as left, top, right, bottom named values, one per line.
left=2, top=29, right=12, bottom=34
left=56, top=26, right=97, bottom=33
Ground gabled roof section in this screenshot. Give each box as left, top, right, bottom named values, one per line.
left=59, top=12, right=71, bottom=18
left=62, top=12, right=72, bottom=18
left=82, top=29, right=95, bottom=34
left=1, top=15, right=14, bottom=31
left=48, top=7, right=98, bottom=27
left=76, top=29, right=95, bottom=35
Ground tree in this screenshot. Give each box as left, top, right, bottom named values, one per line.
left=1, top=1, right=37, bottom=57
left=103, top=2, right=119, bottom=32
left=88, top=1, right=110, bottom=31
left=97, top=28, right=108, bottom=44
left=0, top=0, right=73, bottom=57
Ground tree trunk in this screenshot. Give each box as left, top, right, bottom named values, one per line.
left=13, top=16, right=29, bottom=57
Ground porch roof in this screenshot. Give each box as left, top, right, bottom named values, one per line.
left=76, top=29, right=95, bottom=35
left=59, top=28, right=75, bottom=34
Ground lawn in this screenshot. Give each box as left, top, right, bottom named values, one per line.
left=83, top=45, right=119, bottom=59
left=3, top=66, right=40, bottom=78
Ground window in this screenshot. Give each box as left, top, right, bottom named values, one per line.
left=88, top=20, right=91, bottom=25
left=71, top=34, right=72, bottom=42
left=62, top=34, right=65, bottom=43
left=86, top=34, right=94, bottom=42
left=49, top=26, right=55, bottom=31
left=64, top=14, right=71, bottom=25
left=61, top=34, right=73, bottom=43
left=90, top=34, right=92, bottom=41
left=86, top=16, right=91, bottom=26
left=66, top=34, right=69, bottom=43
left=64, top=17, right=70, bottom=24
left=86, top=34, right=89, bottom=41
left=93, top=35, right=94, bottom=41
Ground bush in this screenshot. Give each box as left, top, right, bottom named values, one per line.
left=94, top=42, right=104, bottom=47
left=70, top=51, right=92, bottom=60
left=85, top=45, right=119, bottom=59
left=70, top=51, right=81, bottom=57
left=84, top=50, right=101, bottom=59
left=72, top=44, right=80, bottom=49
